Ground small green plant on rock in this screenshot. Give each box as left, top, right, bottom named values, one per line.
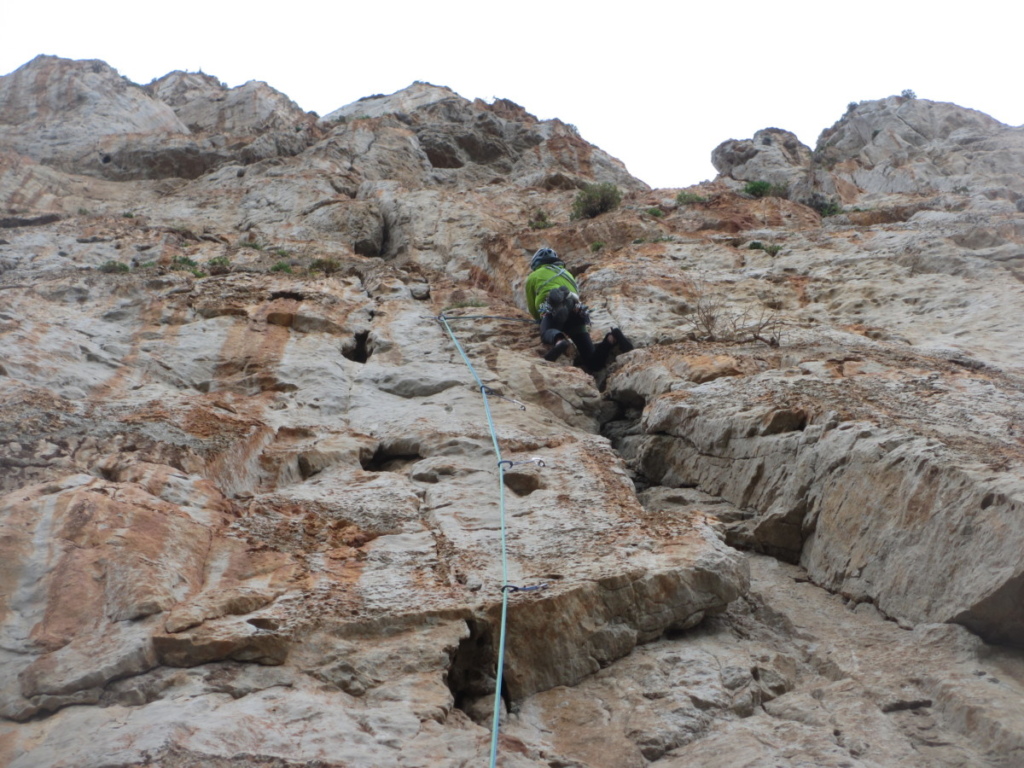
left=98, top=260, right=129, bottom=274
left=744, top=181, right=772, bottom=198
left=171, top=255, right=199, bottom=269
left=309, top=258, right=341, bottom=276
left=901, top=89, right=917, bottom=100
left=744, top=180, right=788, bottom=199
left=590, top=241, right=605, bottom=252
left=271, top=261, right=293, bottom=274
left=240, top=239, right=263, bottom=250
left=802, top=193, right=843, bottom=217
left=570, top=183, right=622, bottom=220
left=748, top=241, right=783, bottom=256
left=273, top=248, right=291, bottom=258
left=207, top=255, right=231, bottom=274
left=528, top=210, right=554, bottom=230
left=645, top=207, right=664, bottom=218
left=676, top=191, right=708, bottom=204
left=170, top=255, right=205, bottom=277
left=122, top=211, right=135, bottom=218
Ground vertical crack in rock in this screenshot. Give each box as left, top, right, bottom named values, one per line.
left=446, top=618, right=505, bottom=724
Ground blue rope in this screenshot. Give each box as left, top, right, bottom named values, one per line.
left=436, top=313, right=511, bottom=768
left=436, top=313, right=537, bottom=323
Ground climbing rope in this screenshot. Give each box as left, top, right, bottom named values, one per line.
left=433, top=313, right=537, bottom=323
left=435, top=312, right=548, bottom=768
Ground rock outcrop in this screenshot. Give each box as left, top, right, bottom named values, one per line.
left=1, top=56, right=1023, bottom=767
left=713, top=94, right=1024, bottom=214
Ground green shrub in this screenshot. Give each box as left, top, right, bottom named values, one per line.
left=645, top=207, right=664, bottom=218
left=122, top=211, right=135, bottom=218
left=570, top=183, right=622, bottom=220
left=528, top=210, right=553, bottom=230
left=744, top=180, right=788, bottom=199
left=208, top=256, right=230, bottom=267
left=240, top=240, right=263, bottom=250
left=170, top=255, right=199, bottom=270
left=802, top=193, right=843, bottom=217
left=271, top=261, right=293, bottom=274
left=590, top=241, right=605, bottom=252
left=309, top=258, right=341, bottom=275
left=744, top=181, right=772, bottom=198
left=749, top=241, right=782, bottom=255
left=901, top=89, right=916, bottom=100
left=273, top=248, right=291, bottom=258
left=98, top=260, right=129, bottom=274
left=676, top=191, right=708, bottom=204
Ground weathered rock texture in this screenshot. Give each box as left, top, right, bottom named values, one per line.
left=1, top=56, right=1023, bottom=767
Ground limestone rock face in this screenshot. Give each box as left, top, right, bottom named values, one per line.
left=146, top=71, right=310, bottom=135
left=0, top=55, right=187, bottom=175
left=713, top=95, right=1024, bottom=208
left=2, top=57, right=1024, bottom=767
left=711, top=127, right=813, bottom=191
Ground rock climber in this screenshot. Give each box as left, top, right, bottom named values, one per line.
left=524, top=247, right=633, bottom=369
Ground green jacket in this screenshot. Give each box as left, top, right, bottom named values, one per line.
left=525, top=263, right=580, bottom=319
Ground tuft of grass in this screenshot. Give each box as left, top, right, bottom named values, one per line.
left=273, top=248, right=291, bottom=258
left=570, top=183, right=622, bottom=220
left=744, top=180, right=789, bottom=199
left=122, top=211, right=135, bottom=218
left=98, top=260, right=129, bottom=274
left=170, top=255, right=199, bottom=270
left=207, top=255, right=231, bottom=274
left=309, top=258, right=341, bottom=275
left=645, top=207, right=664, bottom=218
left=744, top=181, right=772, bottom=198
left=590, top=241, right=605, bottom=252
left=528, top=210, right=554, bottom=230
left=676, top=191, right=708, bottom=204
left=169, top=255, right=206, bottom=277
left=750, top=242, right=782, bottom=256
left=77, top=207, right=90, bottom=216
left=240, top=240, right=264, bottom=250
left=271, top=261, right=293, bottom=274
left=802, top=193, right=843, bottom=217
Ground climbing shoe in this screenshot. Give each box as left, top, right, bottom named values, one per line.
left=543, top=339, right=570, bottom=362
left=610, top=327, right=634, bottom=352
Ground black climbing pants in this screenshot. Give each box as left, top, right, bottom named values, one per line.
left=539, top=313, right=615, bottom=372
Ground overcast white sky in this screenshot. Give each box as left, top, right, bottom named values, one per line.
left=4, top=1, right=1020, bottom=189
